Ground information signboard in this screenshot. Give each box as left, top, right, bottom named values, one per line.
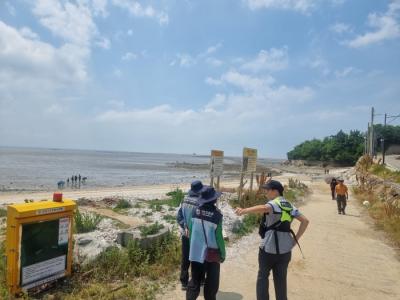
left=242, top=147, right=257, bottom=173
left=6, top=198, right=76, bottom=295
left=210, top=150, right=224, bottom=177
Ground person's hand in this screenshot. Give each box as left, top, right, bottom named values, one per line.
left=235, top=207, right=246, bottom=216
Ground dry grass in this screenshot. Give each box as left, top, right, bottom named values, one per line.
left=353, top=187, right=400, bottom=248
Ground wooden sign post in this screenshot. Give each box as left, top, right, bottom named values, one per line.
left=210, top=150, right=224, bottom=190
left=239, top=147, right=257, bottom=205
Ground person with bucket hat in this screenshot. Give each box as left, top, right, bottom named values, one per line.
left=177, top=180, right=205, bottom=290
left=235, top=180, right=309, bottom=300
left=186, top=186, right=226, bottom=300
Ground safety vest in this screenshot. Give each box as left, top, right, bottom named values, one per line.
left=259, top=197, right=303, bottom=256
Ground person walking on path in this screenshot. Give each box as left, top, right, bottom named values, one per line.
left=186, top=186, right=225, bottom=300
left=177, top=180, right=205, bottom=290
left=235, top=180, right=309, bottom=300
left=335, top=179, right=348, bottom=215
left=330, top=178, right=338, bottom=200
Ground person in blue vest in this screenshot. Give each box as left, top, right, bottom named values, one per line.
left=186, top=186, right=226, bottom=300
left=177, top=180, right=205, bottom=290
left=235, top=180, right=309, bottom=300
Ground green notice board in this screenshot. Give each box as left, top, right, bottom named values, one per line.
left=20, top=219, right=69, bottom=286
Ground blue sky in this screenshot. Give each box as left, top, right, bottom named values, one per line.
left=0, top=0, right=400, bottom=158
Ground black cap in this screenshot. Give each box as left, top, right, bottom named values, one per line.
left=262, top=180, right=284, bottom=195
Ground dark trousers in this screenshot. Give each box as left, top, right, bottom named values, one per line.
left=337, top=195, right=347, bottom=213
left=180, top=236, right=191, bottom=285
left=331, top=188, right=336, bottom=200
left=186, top=261, right=220, bottom=300
left=256, top=249, right=291, bottom=300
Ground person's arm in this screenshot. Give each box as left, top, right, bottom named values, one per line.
left=176, top=206, right=185, bottom=229
left=293, top=214, right=309, bottom=241
left=235, top=204, right=272, bottom=216
left=346, top=186, right=349, bottom=199
left=215, top=221, right=226, bottom=262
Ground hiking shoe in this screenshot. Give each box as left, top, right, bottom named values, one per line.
left=342, top=211, right=346, bottom=215
left=338, top=211, right=341, bottom=214
left=181, top=284, right=187, bottom=291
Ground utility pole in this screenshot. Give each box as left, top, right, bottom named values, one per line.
left=370, top=107, right=374, bottom=157
left=383, top=113, right=387, bottom=164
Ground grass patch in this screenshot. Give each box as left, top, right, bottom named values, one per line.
left=370, top=164, right=400, bottom=183
left=0, top=243, right=8, bottom=299
left=162, top=214, right=176, bottom=224
left=0, top=208, right=6, bottom=218
left=49, top=232, right=180, bottom=299
left=139, top=222, right=165, bottom=237
left=353, top=187, right=400, bottom=248
left=232, top=214, right=261, bottom=236
left=115, top=199, right=132, bottom=209
left=74, top=210, right=103, bottom=233
left=148, top=188, right=185, bottom=209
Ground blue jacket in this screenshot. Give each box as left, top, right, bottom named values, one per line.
left=188, top=204, right=226, bottom=263
left=177, top=194, right=199, bottom=234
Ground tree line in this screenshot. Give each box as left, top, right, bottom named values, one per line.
left=287, top=125, right=400, bottom=166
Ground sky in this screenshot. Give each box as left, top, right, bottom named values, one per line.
left=0, top=0, right=400, bottom=158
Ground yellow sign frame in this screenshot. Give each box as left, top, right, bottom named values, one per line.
left=6, top=199, right=76, bottom=295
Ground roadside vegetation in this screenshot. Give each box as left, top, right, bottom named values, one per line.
left=74, top=210, right=103, bottom=233
left=369, top=164, right=400, bottom=184
left=354, top=156, right=400, bottom=248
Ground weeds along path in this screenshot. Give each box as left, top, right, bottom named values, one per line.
left=79, top=206, right=144, bottom=227
left=160, top=180, right=400, bottom=300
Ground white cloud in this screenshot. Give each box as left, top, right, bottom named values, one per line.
left=112, top=0, right=169, bottom=25
left=205, top=77, right=222, bottom=86
left=334, top=67, right=359, bottom=78
left=127, top=29, right=133, bottom=36
left=113, top=68, right=123, bottom=77
left=205, top=57, right=223, bottom=67
left=241, top=47, right=288, bottom=72
left=91, top=0, right=108, bottom=17
left=330, top=22, right=352, bottom=34
left=19, top=27, right=40, bottom=40
left=5, top=1, right=16, bottom=16
left=244, top=0, right=317, bottom=14
left=346, top=0, right=400, bottom=48
left=121, top=51, right=137, bottom=61
left=96, top=37, right=111, bottom=49
left=244, top=0, right=346, bottom=14
left=33, top=0, right=98, bottom=47
left=0, top=21, right=88, bottom=84
left=171, top=43, right=223, bottom=68
left=308, top=56, right=331, bottom=76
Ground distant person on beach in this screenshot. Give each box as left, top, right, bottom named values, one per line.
left=177, top=180, right=204, bottom=290
left=330, top=178, right=338, bottom=200
left=235, top=180, right=309, bottom=300
left=67, top=178, right=69, bottom=186
left=335, top=179, right=348, bottom=215
left=78, top=174, right=81, bottom=183
left=187, top=186, right=225, bottom=300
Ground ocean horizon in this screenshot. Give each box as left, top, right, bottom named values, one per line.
left=0, top=146, right=283, bottom=192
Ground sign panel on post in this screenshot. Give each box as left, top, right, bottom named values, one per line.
left=242, top=148, right=257, bottom=174
left=210, top=150, right=224, bottom=177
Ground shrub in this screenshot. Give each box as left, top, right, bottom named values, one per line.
left=0, top=208, right=6, bottom=218
left=0, top=243, right=8, bottom=299
left=115, top=199, right=132, bottom=210
left=232, top=214, right=261, bottom=236
left=139, top=222, right=165, bottom=237
left=74, top=210, right=103, bottom=233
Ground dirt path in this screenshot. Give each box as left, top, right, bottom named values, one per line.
left=161, top=180, right=400, bottom=299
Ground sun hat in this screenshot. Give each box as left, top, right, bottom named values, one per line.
left=198, top=186, right=222, bottom=206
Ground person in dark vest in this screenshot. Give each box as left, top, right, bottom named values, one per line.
left=177, top=180, right=205, bottom=290
left=330, top=178, right=338, bottom=200
left=235, top=180, right=309, bottom=300
left=186, top=186, right=225, bottom=300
